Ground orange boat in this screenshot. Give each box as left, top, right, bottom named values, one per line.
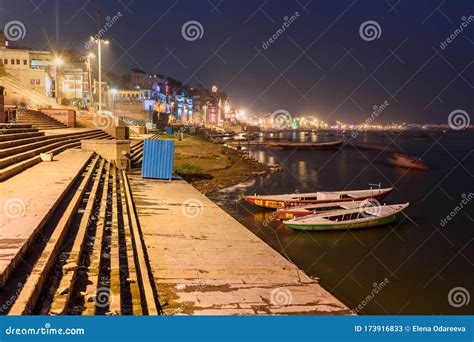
left=388, top=153, right=428, bottom=171
left=243, top=187, right=394, bottom=209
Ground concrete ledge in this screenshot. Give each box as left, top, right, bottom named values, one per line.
left=105, top=126, right=129, bottom=140
left=81, top=139, right=130, bottom=170
left=129, top=126, right=146, bottom=135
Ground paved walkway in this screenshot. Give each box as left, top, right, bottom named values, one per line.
left=0, top=149, right=93, bottom=284
left=129, top=176, right=351, bottom=315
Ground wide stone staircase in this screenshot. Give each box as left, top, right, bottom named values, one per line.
left=0, top=123, right=112, bottom=181
left=17, top=110, right=67, bottom=130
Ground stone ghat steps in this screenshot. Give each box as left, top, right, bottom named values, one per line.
left=0, top=131, right=45, bottom=142
left=0, top=130, right=108, bottom=158
left=0, top=129, right=112, bottom=182
left=17, top=110, right=67, bottom=130
left=0, top=127, right=40, bottom=134
left=6, top=158, right=160, bottom=315
left=0, top=123, right=34, bottom=129
left=130, top=135, right=161, bottom=168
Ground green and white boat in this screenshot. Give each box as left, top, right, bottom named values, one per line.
left=283, top=203, right=409, bottom=231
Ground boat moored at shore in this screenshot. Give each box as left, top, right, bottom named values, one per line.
left=276, top=199, right=376, bottom=219
left=244, top=187, right=394, bottom=209
left=283, top=203, right=409, bottom=230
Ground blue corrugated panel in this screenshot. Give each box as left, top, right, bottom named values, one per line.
left=141, top=139, right=175, bottom=179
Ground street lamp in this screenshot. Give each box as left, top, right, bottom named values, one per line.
left=53, top=57, right=63, bottom=104
left=88, top=11, right=110, bottom=113
left=89, top=36, right=109, bottom=113
left=85, top=53, right=95, bottom=108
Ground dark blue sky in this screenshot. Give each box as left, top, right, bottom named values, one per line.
left=1, top=0, right=473, bottom=124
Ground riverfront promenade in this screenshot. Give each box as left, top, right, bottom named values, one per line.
left=129, top=175, right=352, bottom=315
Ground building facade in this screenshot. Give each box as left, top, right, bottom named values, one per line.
left=0, top=33, right=54, bottom=97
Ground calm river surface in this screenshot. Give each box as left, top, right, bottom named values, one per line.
left=208, top=130, right=474, bottom=315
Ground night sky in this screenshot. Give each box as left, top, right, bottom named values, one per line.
left=1, top=0, right=472, bottom=124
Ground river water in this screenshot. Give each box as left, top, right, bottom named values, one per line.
left=208, top=130, right=474, bottom=315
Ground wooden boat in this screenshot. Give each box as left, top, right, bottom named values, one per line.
left=276, top=199, right=373, bottom=220
left=244, top=187, right=394, bottom=209
left=264, top=140, right=343, bottom=150
left=283, top=203, right=409, bottom=230
left=388, top=153, right=428, bottom=171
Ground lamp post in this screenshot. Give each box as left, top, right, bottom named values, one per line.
left=53, top=57, right=63, bottom=104
left=85, top=53, right=95, bottom=108
left=89, top=11, right=109, bottom=113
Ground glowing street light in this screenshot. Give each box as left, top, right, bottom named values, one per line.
left=89, top=11, right=110, bottom=113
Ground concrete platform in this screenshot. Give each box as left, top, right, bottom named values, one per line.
left=43, top=128, right=96, bottom=136
left=0, top=148, right=93, bottom=284
left=129, top=176, right=352, bottom=315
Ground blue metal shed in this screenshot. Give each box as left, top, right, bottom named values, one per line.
left=141, top=139, right=175, bottom=180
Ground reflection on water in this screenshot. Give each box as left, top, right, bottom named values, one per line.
left=208, top=130, right=474, bottom=315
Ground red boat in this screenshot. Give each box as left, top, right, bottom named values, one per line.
left=243, top=187, right=394, bottom=209
left=388, top=153, right=428, bottom=171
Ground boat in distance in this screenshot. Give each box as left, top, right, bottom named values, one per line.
left=283, top=203, right=409, bottom=231
left=244, top=187, right=394, bottom=209
left=388, top=153, right=428, bottom=171
left=276, top=199, right=376, bottom=220
left=264, top=140, right=343, bottom=150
